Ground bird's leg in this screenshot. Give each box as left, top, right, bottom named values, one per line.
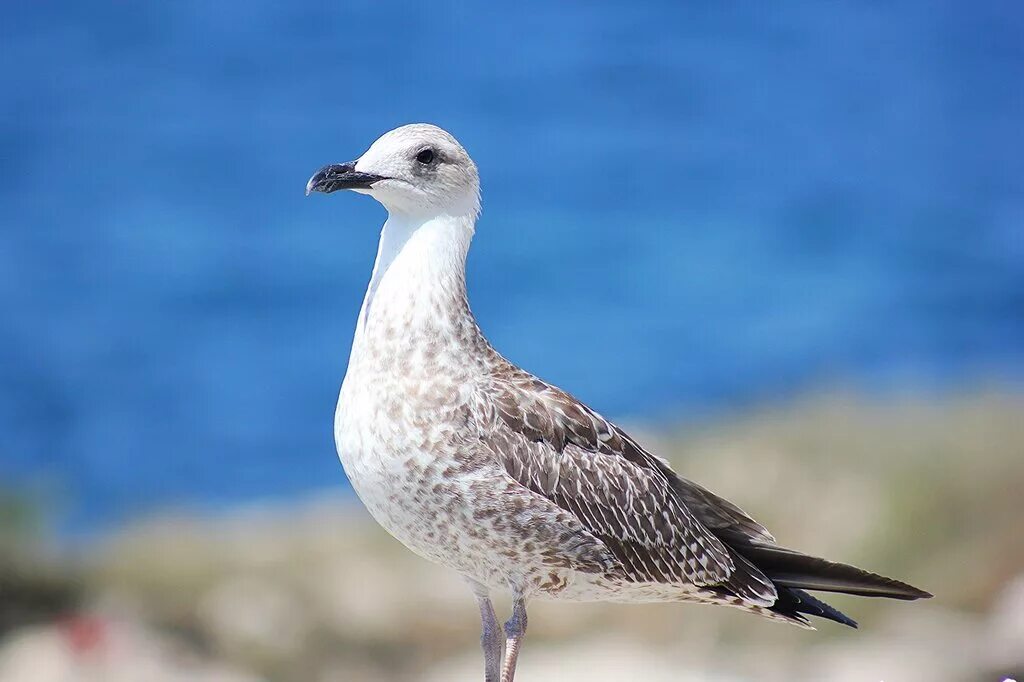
left=475, top=591, right=504, bottom=682
left=500, top=597, right=528, bottom=682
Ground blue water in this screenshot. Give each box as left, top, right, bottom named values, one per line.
left=1, top=2, right=1022, bottom=533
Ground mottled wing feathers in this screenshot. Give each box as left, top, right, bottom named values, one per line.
left=479, top=368, right=776, bottom=604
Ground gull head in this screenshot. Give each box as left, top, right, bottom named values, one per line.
left=306, top=123, right=480, bottom=218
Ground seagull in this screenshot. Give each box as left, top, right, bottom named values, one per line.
left=305, top=124, right=931, bottom=682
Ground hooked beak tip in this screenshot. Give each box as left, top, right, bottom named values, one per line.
left=305, top=161, right=383, bottom=197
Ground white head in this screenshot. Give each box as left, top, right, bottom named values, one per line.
left=306, top=124, right=480, bottom=219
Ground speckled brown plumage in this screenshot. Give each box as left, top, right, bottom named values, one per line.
left=310, top=123, right=931, bottom=682
left=477, top=362, right=779, bottom=604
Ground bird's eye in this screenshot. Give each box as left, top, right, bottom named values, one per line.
left=416, top=148, right=435, bottom=165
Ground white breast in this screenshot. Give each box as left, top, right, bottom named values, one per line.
left=332, top=212, right=489, bottom=567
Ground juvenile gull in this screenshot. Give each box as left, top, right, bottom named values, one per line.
left=305, top=124, right=930, bottom=682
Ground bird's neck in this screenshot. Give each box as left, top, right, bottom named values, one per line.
left=352, top=211, right=478, bottom=351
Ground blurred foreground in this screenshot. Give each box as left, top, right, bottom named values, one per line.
left=3, top=390, right=1023, bottom=682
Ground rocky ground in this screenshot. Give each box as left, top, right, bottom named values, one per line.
left=2, top=390, right=1022, bottom=681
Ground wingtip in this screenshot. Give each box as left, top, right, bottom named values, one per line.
left=885, top=579, right=933, bottom=601
left=907, top=587, right=934, bottom=600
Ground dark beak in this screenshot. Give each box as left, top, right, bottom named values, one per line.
left=305, top=162, right=385, bottom=196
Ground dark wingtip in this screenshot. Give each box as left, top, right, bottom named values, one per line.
left=736, top=542, right=933, bottom=601
left=861, top=576, right=933, bottom=601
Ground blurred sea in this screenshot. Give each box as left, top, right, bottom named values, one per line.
left=1, top=1, right=1021, bottom=533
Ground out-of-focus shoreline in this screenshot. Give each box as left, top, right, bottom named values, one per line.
left=3, top=389, right=1023, bottom=681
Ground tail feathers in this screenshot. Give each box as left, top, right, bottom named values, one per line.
left=737, top=542, right=932, bottom=600
left=771, top=587, right=858, bottom=629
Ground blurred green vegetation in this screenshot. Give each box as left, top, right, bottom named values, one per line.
left=0, top=488, right=81, bottom=636
left=0, top=487, right=43, bottom=549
